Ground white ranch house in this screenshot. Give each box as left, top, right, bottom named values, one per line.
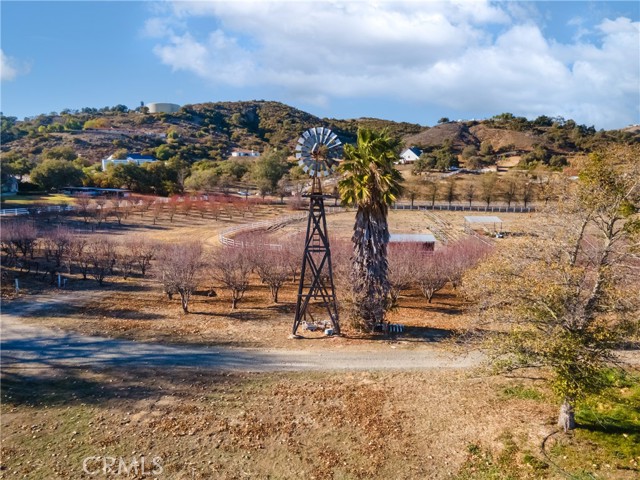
left=231, top=149, right=260, bottom=158
left=399, top=147, right=422, bottom=164
left=101, top=153, right=158, bottom=171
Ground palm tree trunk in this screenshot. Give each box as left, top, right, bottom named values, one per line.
left=351, top=207, right=390, bottom=330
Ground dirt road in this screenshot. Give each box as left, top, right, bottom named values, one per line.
left=1, top=293, right=482, bottom=372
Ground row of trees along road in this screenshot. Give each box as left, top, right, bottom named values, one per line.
left=462, top=144, right=640, bottom=431
left=405, top=171, right=553, bottom=209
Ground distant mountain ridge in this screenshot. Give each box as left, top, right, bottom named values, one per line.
left=1, top=101, right=637, bottom=165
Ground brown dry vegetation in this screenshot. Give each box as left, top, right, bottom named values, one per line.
left=2, top=209, right=525, bottom=349
left=1, top=365, right=564, bottom=480
left=2, top=201, right=638, bottom=479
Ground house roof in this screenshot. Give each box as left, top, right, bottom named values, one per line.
left=105, top=153, right=156, bottom=161
left=401, top=147, right=422, bottom=157
left=389, top=233, right=436, bottom=243
left=232, top=148, right=256, bottom=153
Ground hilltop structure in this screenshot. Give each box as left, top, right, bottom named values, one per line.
left=146, top=102, right=180, bottom=114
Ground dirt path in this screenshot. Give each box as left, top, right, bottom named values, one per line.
left=1, top=292, right=482, bottom=372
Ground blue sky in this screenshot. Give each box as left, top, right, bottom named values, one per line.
left=1, top=1, right=638, bottom=129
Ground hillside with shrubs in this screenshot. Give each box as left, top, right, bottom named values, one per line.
left=1, top=102, right=638, bottom=196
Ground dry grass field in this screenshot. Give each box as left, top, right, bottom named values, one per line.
left=1, top=366, right=560, bottom=480
left=2, top=202, right=638, bottom=479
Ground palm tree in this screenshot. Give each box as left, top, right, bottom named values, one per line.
left=338, top=128, right=404, bottom=330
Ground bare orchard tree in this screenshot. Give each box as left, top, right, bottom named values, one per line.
left=328, top=237, right=357, bottom=321
left=502, top=177, right=518, bottom=207
left=416, top=251, right=449, bottom=303
left=4, top=220, right=38, bottom=258
left=86, top=236, right=118, bottom=286
left=127, top=236, right=156, bottom=277
left=209, top=247, right=252, bottom=309
left=67, top=237, right=89, bottom=278
left=387, top=243, right=421, bottom=307
left=443, top=237, right=493, bottom=289
left=111, top=199, right=127, bottom=225
left=75, top=194, right=93, bottom=224
left=423, top=176, right=438, bottom=207
left=521, top=179, right=535, bottom=208
left=156, top=241, right=204, bottom=313
left=480, top=173, right=498, bottom=209
left=41, top=226, right=72, bottom=268
left=118, top=242, right=137, bottom=280
left=167, top=197, right=179, bottom=223
left=151, top=201, right=164, bottom=225
left=535, top=174, right=559, bottom=206
left=137, top=196, right=155, bottom=218
left=208, top=198, right=223, bottom=221
left=443, top=179, right=457, bottom=207
left=463, top=182, right=475, bottom=207
left=111, top=236, right=155, bottom=279
left=94, top=202, right=111, bottom=229
left=180, top=196, right=194, bottom=217
left=248, top=244, right=290, bottom=303
left=0, top=221, right=19, bottom=265
left=282, top=235, right=305, bottom=283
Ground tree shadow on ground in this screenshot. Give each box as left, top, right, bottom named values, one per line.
left=400, top=303, right=463, bottom=315
left=0, top=366, right=237, bottom=408
left=69, top=308, right=164, bottom=321
left=0, top=368, right=155, bottom=407
left=327, top=326, right=459, bottom=343
left=400, top=326, right=458, bottom=342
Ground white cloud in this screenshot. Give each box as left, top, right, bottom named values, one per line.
left=148, top=1, right=640, bottom=129
left=1, top=50, right=20, bottom=81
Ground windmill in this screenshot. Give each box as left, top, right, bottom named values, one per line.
left=292, top=127, right=342, bottom=336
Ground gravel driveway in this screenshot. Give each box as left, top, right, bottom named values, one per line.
left=1, top=293, right=483, bottom=372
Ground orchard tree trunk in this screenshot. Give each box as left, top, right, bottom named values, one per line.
left=180, top=290, right=190, bottom=313
left=558, top=398, right=575, bottom=432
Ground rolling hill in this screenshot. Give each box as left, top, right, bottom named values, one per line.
left=1, top=101, right=638, bottom=168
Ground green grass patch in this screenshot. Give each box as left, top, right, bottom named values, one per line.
left=548, top=374, right=640, bottom=478
left=455, top=433, right=549, bottom=479
left=1, top=193, right=72, bottom=208
left=502, top=385, right=546, bottom=402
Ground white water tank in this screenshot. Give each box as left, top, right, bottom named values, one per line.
left=147, top=102, right=180, bottom=114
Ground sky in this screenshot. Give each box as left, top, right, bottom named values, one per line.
left=1, top=0, right=639, bottom=130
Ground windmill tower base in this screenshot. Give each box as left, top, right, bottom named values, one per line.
left=292, top=193, right=340, bottom=336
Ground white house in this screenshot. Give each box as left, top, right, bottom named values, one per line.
left=231, top=149, right=260, bottom=158
left=101, top=153, right=158, bottom=171
left=399, top=147, right=422, bottom=164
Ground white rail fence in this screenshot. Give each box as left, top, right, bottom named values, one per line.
left=218, top=206, right=344, bottom=249
left=393, top=203, right=535, bottom=213
left=0, top=205, right=76, bottom=217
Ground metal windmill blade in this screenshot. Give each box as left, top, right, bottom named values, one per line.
left=295, top=127, right=343, bottom=177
